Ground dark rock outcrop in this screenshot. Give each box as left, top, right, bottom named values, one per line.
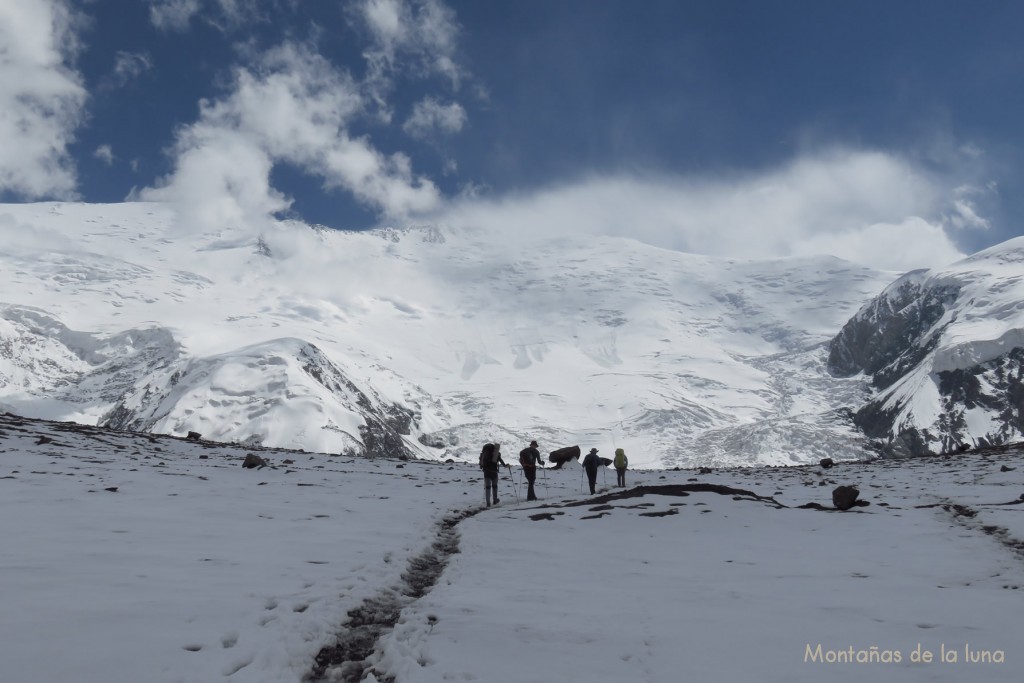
left=828, top=263, right=1024, bottom=456
left=832, top=485, right=860, bottom=511
left=828, top=272, right=959, bottom=389
left=242, top=454, right=268, bottom=469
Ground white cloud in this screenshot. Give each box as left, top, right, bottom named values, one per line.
left=0, top=0, right=86, bottom=199
left=403, top=97, right=465, bottom=138
left=355, top=0, right=463, bottom=113
left=139, top=130, right=288, bottom=233
left=945, top=184, right=992, bottom=232
left=428, top=149, right=978, bottom=271
left=792, top=218, right=961, bottom=272
left=147, top=0, right=201, bottom=30
left=147, top=0, right=261, bottom=31
left=93, top=145, right=114, bottom=165
left=109, top=51, right=153, bottom=88
left=138, top=42, right=440, bottom=232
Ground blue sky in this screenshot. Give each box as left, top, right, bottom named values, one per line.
left=2, top=0, right=1022, bottom=270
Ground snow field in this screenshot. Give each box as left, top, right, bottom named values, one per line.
left=377, top=471, right=1024, bottom=683
left=3, top=413, right=1024, bottom=682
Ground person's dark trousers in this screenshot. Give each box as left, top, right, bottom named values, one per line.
left=586, top=467, right=598, bottom=494
left=616, top=467, right=626, bottom=487
left=484, top=472, right=499, bottom=505
left=524, top=467, right=537, bottom=500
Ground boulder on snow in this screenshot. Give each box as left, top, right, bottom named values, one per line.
left=832, top=485, right=860, bottom=511
left=242, top=453, right=268, bottom=469
left=186, top=431, right=202, bottom=441
left=548, top=445, right=581, bottom=469
left=819, top=458, right=834, bottom=469
left=599, top=457, right=613, bottom=467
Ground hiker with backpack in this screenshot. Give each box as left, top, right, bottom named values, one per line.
left=614, top=447, right=628, bottom=487
left=582, top=447, right=601, bottom=494
left=479, top=443, right=507, bottom=506
left=519, top=440, right=542, bottom=501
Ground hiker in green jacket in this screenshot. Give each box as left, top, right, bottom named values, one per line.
left=614, top=447, right=628, bottom=487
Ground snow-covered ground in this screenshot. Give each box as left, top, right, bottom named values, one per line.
left=2, top=413, right=1023, bottom=682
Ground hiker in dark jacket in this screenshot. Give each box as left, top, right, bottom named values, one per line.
left=582, top=447, right=601, bottom=494
left=519, top=440, right=542, bottom=501
left=613, top=447, right=628, bottom=487
left=479, top=443, right=507, bottom=506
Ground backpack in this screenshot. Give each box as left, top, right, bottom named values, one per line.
left=614, top=449, right=627, bottom=469
left=479, top=443, right=497, bottom=468
left=519, top=448, right=534, bottom=467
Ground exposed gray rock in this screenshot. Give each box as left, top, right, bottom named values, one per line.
left=828, top=264, right=1024, bottom=456
left=828, top=273, right=959, bottom=389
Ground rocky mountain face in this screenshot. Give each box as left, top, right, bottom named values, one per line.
left=828, top=239, right=1024, bottom=456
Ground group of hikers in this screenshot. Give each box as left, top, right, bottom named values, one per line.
left=478, top=440, right=629, bottom=506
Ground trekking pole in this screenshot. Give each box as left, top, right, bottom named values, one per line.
left=541, top=465, right=548, bottom=499
left=507, top=465, right=520, bottom=504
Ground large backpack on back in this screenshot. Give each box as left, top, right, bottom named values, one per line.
left=479, top=443, right=497, bottom=468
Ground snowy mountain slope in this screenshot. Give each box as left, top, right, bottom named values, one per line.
left=0, top=201, right=897, bottom=465
left=0, top=303, right=183, bottom=420
left=3, top=413, right=1024, bottom=682
left=102, top=337, right=424, bottom=458
left=829, top=238, right=1024, bottom=455
left=0, top=306, right=422, bottom=458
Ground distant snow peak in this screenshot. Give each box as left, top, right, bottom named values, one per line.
left=4, top=200, right=1022, bottom=465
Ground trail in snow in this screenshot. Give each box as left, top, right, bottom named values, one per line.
left=308, top=507, right=482, bottom=682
